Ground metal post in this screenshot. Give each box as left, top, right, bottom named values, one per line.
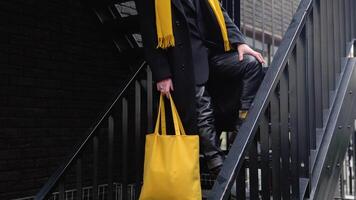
left=93, top=136, right=99, bottom=200
left=262, top=0, right=265, bottom=56
left=252, top=0, right=256, bottom=48
left=108, top=116, right=114, bottom=200
left=135, top=81, right=142, bottom=198
left=234, top=0, right=241, bottom=29
left=353, top=120, right=356, bottom=198
left=289, top=47, right=300, bottom=198
left=271, top=0, right=275, bottom=56
left=122, top=98, right=128, bottom=200
left=313, top=0, right=323, bottom=128
left=147, top=67, right=153, bottom=133
left=76, top=159, right=82, bottom=200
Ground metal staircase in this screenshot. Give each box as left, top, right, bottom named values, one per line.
left=34, top=0, right=356, bottom=199
left=208, top=0, right=356, bottom=199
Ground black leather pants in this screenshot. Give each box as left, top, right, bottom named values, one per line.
left=209, top=52, right=264, bottom=147
left=196, top=86, right=224, bottom=170
left=209, top=53, right=263, bottom=111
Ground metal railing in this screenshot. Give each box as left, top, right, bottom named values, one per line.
left=35, top=61, right=153, bottom=200
left=17, top=183, right=137, bottom=200
left=33, top=1, right=149, bottom=199
left=208, top=0, right=356, bottom=199
left=34, top=0, right=356, bottom=199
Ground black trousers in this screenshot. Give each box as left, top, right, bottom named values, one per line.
left=197, top=52, right=263, bottom=170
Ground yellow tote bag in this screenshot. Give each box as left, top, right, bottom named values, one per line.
left=139, top=94, right=202, bottom=200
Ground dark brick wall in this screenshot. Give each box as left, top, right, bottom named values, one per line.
left=0, top=0, right=130, bottom=198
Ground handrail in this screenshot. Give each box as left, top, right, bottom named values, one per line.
left=35, top=61, right=147, bottom=200
left=310, top=57, right=356, bottom=200
left=208, top=0, right=313, bottom=199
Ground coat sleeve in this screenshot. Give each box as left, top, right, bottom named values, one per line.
left=220, top=6, right=247, bottom=47
left=136, top=0, right=172, bottom=82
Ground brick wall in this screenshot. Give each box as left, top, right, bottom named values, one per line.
left=0, top=0, right=130, bottom=198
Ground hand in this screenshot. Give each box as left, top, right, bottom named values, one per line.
left=237, top=44, right=265, bottom=64
left=157, top=78, right=174, bottom=97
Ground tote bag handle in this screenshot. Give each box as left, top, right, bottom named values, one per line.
left=154, top=94, right=186, bottom=136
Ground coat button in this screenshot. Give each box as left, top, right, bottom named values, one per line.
left=175, top=20, right=180, bottom=26
left=181, top=64, right=185, bottom=70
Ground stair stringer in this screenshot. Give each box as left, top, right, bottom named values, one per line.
left=310, top=58, right=356, bottom=200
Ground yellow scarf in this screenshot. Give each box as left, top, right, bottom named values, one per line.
left=155, top=0, right=231, bottom=51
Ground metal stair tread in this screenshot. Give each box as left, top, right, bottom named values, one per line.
left=322, top=108, right=330, bottom=128
left=310, top=128, right=324, bottom=172
left=310, top=149, right=317, bottom=172
left=299, top=178, right=309, bottom=200
left=315, top=128, right=323, bottom=150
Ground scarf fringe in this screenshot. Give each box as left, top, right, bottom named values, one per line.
left=155, top=0, right=230, bottom=52
left=157, top=35, right=175, bottom=49
left=224, top=41, right=231, bottom=52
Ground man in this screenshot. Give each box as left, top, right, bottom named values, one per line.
left=137, top=0, right=264, bottom=174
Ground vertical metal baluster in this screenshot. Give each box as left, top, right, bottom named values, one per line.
left=352, top=0, right=354, bottom=39
left=261, top=0, right=265, bottom=57
left=147, top=67, right=153, bottom=133
left=226, top=0, right=233, bottom=19
left=349, top=0, right=352, bottom=42
left=345, top=0, right=351, bottom=43
left=348, top=144, right=353, bottom=196
left=271, top=0, right=275, bottom=56
left=280, top=67, right=290, bottom=200
left=333, top=0, right=341, bottom=74
left=249, top=136, right=259, bottom=200
left=354, top=0, right=356, bottom=38
left=59, top=180, right=65, bottom=200
left=307, top=12, right=316, bottom=149
left=252, top=0, right=256, bottom=48
left=122, top=98, right=128, bottom=200
left=108, top=116, right=114, bottom=200
left=289, top=47, right=300, bottom=198
left=231, top=0, right=234, bottom=22
left=313, top=0, right=323, bottom=128
left=260, top=110, right=270, bottom=200
left=271, top=87, right=281, bottom=200
left=76, top=158, right=82, bottom=200
left=93, top=136, right=99, bottom=200
left=236, top=163, right=246, bottom=200
left=353, top=126, right=356, bottom=198
left=296, top=28, right=309, bottom=179
left=343, top=0, right=348, bottom=55
left=341, top=165, right=345, bottom=198
left=339, top=0, right=346, bottom=58
left=135, top=81, right=142, bottom=198
left=222, top=0, right=227, bottom=11
left=320, top=0, right=329, bottom=110
left=242, top=0, right=246, bottom=35
left=234, top=0, right=241, bottom=28
left=350, top=2, right=354, bottom=50
left=327, top=0, right=335, bottom=91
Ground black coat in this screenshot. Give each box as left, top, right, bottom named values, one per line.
left=137, top=0, right=246, bottom=133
